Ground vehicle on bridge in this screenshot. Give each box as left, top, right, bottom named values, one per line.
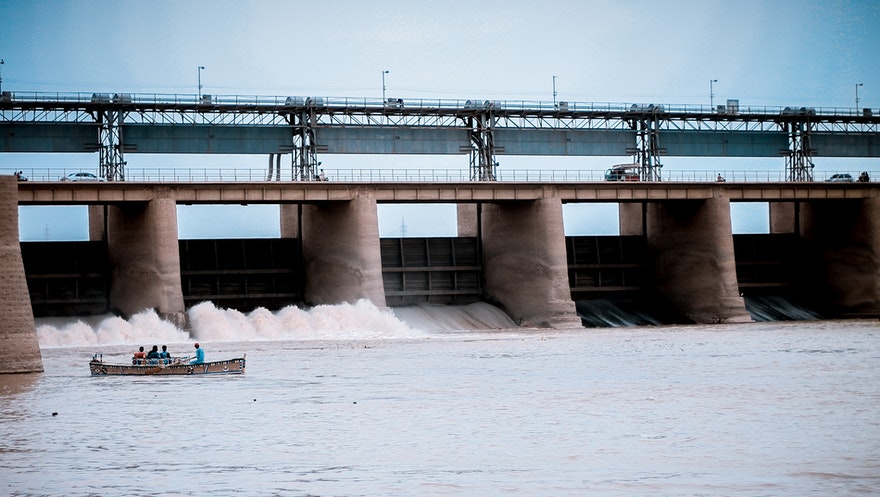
left=604, top=164, right=640, bottom=182
left=60, top=172, right=105, bottom=182
left=826, top=173, right=854, bottom=183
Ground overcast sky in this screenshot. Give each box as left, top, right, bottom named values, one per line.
left=2, top=0, right=878, bottom=239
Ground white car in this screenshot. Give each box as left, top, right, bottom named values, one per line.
left=826, top=173, right=854, bottom=183
left=60, top=172, right=105, bottom=182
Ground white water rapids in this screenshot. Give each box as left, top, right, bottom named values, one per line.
left=34, top=300, right=518, bottom=348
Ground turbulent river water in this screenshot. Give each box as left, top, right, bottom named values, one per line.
left=1, top=301, right=878, bottom=496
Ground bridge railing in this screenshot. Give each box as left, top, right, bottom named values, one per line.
left=1, top=91, right=874, bottom=117
left=6, top=167, right=878, bottom=183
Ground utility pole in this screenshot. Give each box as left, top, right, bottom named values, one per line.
left=198, top=65, right=205, bottom=99
left=856, top=82, right=863, bottom=110
left=382, top=70, right=389, bottom=103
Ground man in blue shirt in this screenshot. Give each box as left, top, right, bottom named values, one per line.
left=190, top=342, right=205, bottom=364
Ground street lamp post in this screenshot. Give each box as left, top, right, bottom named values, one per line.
left=382, top=70, right=389, bottom=103
left=856, top=83, right=863, bottom=110
left=198, top=65, right=205, bottom=99
left=0, top=59, right=5, bottom=94
left=709, top=79, right=718, bottom=109
left=552, top=75, right=558, bottom=108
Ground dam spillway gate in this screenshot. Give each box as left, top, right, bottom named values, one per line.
left=178, top=238, right=303, bottom=311
left=380, top=237, right=482, bottom=306
left=21, top=234, right=808, bottom=319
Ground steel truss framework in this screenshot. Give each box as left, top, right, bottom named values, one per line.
left=782, top=120, right=815, bottom=181
left=92, top=109, right=126, bottom=181
left=285, top=110, right=320, bottom=181
left=468, top=114, right=497, bottom=181
left=2, top=93, right=878, bottom=182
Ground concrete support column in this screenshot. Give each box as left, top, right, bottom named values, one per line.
left=279, top=204, right=300, bottom=238
left=619, top=202, right=645, bottom=235
left=646, top=194, right=751, bottom=324
left=800, top=198, right=880, bottom=316
left=300, top=192, right=386, bottom=306
left=457, top=203, right=478, bottom=237
left=769, top=201, right=797, bottom=234
left=107, top=193, right=186, bottom=328
left=0, top=176, right=43, bottom=373
left=481, top=195, right=581, bottom=328
left=88, top=205, right=105, bottom=241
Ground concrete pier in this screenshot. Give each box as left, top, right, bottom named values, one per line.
left=279, top=204, right=300, bottom=238
left=800, top=198, right=880, bottom=316
left=301, top=193, right=386, bottom=306
left=480, top=197, right=581, bottom=328
left=88, top=205, right=106, bottom=241
left=457, top=204, right=479, bottom=237
left=0, top=176, right=43, bottom=373
left=106, top=193, right=187, bottom=328
left=619, top=202, right=645, bottom=235
left=769, top=202, right=797, bottom=234
left=646, top=194, right=752, bottom=324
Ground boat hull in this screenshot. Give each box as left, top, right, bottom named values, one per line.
left=89, top=357, right=246, bottom=376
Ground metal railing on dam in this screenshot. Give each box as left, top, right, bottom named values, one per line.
left=5, top=167, right=880, bottom=184
left=3, top=90, right=875, bottom=117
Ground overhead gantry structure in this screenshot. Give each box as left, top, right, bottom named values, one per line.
left=1, top=92, right=877, bottom=182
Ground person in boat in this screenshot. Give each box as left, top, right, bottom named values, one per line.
left=146, top=345, right=160, bottom=360
left=190, top=342, right=205, bottom=364
left=159, top=345, right=172, bottom=364
left=132, top=346, right=147, bottom=365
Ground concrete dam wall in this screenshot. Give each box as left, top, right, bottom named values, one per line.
left=6, top=179, right=880, bottom=372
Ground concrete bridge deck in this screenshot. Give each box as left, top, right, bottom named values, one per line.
left=17, top=180, right=879, bottom=205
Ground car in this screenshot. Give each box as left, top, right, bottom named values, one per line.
left=604, top=164, right=640, bottom=181
left=60, top=172, right=105, bottom=182
left=826, top=173, right=854, bottom=183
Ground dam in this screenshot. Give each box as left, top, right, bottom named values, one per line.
left=2, top=92, right=879, bottom=373
left=9, top=178, right=880, bottom=325
left=4, top=177, right=880, bottom=374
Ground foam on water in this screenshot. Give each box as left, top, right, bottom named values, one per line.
left=188, top=299, right=422, bottom=341
left=36, top=309, right=190, bottom=348
left=33, top=300, right=520, bottom=348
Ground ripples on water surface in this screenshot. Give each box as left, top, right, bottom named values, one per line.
left=1, top=302, right=879, bottom=496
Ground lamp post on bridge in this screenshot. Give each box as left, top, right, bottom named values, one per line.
left=552, top=75, right=557, bottom=108
left=709, top=79, right=718, bottom=109
left=198, top=65, right=205, bottom=99
left=0, top=59, right=5, bottom=94
left=382, top=69, right=389, bottom=103
left=856, top=82, right=863, bottom=110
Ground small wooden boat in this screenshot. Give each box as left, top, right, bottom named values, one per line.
left=89, top=353, right=246, bottom=376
